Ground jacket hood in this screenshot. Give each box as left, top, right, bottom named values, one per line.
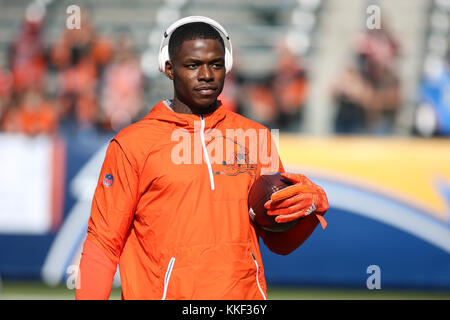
left=145, top=100, right=227, bottom=132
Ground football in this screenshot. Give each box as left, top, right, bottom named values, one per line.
left=248, top=172, right=299, bottom=232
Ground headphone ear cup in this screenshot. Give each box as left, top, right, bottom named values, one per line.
left=159, top=45, right=169, bottom=73
left=225, top=47, right=233, bottom=74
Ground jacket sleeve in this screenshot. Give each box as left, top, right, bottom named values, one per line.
left=86, top=139, right=139, bottom=263
left=256, top=214, right=321, bottom=255
left=77, top=139, right=139, bottom=298
left=76, top=238, right=117, bottom=299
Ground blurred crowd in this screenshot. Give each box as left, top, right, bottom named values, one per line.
left=2, top=4, right=447, bottom=137
left=0, top=8, right=144, bottom=136
left=331, top=21, right=403, bottom=135
left=236, top=43, right=309, bottom=132
left=0, top=6, right=310, bottom=136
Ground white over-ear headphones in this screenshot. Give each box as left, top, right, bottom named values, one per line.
left=158, top=16, right=233, bottom=74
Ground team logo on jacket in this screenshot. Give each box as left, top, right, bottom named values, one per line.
left=103, top=174, right=113, bottom=187
left=207, top=136, right=257, bottom=178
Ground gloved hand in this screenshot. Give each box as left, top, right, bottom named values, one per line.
left=264, top=172, right=329, bottom=229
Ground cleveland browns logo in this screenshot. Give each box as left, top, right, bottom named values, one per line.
left=206, top=136, right=257, bottom=178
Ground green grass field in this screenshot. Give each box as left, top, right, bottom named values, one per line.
left=1, top=281, right=450, bottom=300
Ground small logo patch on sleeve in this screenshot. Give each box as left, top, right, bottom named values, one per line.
left=103, top=174, right=113, bottom=187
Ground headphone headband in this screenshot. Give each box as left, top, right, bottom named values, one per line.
left=158, top=16, right=233, bottom=74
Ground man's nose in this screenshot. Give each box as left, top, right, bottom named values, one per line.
left=198, top=64, right=214, bottom=81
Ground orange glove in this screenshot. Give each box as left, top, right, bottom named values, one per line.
left=264, top=172, right=329, bottom=229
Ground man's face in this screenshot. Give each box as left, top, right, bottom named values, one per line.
left=166, top=38, right=226, bottom=112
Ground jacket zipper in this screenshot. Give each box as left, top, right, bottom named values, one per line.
left=161, top=257, right=175, bottom=300
left=250, top=252, right=267, bottom=300
left=200, top=115, right=215, bottom=190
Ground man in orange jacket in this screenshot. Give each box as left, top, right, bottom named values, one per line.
left=76, top=17, right=329, bottom=300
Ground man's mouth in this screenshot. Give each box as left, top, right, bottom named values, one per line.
left=195, top=86, right=217, bottom=96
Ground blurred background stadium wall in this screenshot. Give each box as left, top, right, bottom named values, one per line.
left=0, top=0, right=449, bottom=299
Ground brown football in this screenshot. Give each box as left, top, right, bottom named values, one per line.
left=248, top=172, right=299, bottom=232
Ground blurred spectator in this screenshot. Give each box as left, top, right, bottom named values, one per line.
left=2, top=88, right=58, bottom=136
left=50, top=8, right=113, bottom=128
left=246, top=81, right=278, bottom=129
left=333, top=22, right=402, bottom=134
left=269, top=44, right=308, bottom=131
left=8, top=6, right=47, bottom=95
left=99, top=31, right=144, bottom=132
left=241, top=44, right=308, bottom=131
left=0, top=67, right=13, bottom=127
left=414, top=51, right=450, bottom=137
left=331, top=63, right=373, bottom=133
left=354, top=22, right=400, bottom=81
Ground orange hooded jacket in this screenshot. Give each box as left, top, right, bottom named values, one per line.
left=78, top=100, right=319, bottom=300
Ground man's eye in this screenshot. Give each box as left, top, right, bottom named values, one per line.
left=212, top=63, right=224, bottom=68
left=185, top=64, right=197, bottom=69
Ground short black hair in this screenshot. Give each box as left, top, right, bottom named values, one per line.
left=168, top=22, right=225, bottom=61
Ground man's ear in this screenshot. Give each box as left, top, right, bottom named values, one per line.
left=165, top=60, right=174, bottom=80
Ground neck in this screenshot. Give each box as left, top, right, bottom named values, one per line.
left=171, top=97, right=218, bottom=115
